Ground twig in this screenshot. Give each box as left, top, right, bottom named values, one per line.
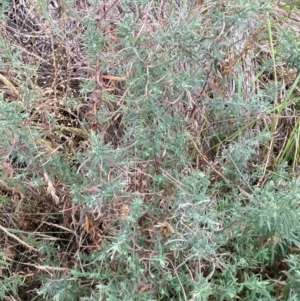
left=0, top=73, right=19, bottom=97
left=0, top=224, right=39, bottom=253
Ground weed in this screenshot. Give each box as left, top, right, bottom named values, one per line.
left=1, top=0, right=300, bottom=300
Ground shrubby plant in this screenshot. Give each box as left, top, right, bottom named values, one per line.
left=1, top=0, right=300, bottom=300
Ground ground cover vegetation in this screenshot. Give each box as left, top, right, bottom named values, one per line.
left=0, top=0, right=300, bottom=300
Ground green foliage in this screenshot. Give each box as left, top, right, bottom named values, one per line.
left=284, top=255, right=300, bottom=299
left=0, top=1, right=9, bottom=21
left=0, top=274, right=23, bottom=299
left=2, top=0, right=300, bottom=300
left=38, top=276, right=90, bottom=301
